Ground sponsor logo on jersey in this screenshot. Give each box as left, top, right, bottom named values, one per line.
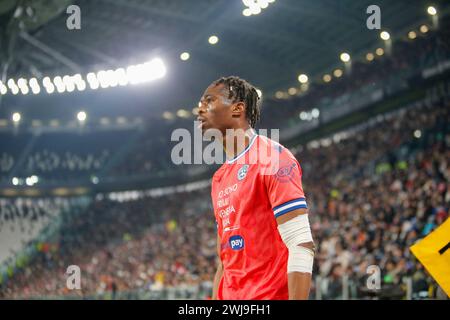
left=229, top=235, right=245, bottom=250
left=237, top=165, right=249, bottom=181
left=275, top=161, right=297, bottom=183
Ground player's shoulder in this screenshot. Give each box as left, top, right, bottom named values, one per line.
left=256, top=135, right=298, bottom=162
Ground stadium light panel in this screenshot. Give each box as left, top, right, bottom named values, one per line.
left=12, top=177, right=19, bottom=186
left=288, top=87, right=297, bottom=95
left=243, top=8, right=252, bottom=16
left=12, top=112, right=21, bottom=122
left=0, top=83, right=7, bottom=95
left=380, top=31, right=390, bottom=41
left=375, top=48, right=384, bottom=56
left=333, top=69, right=343, bottom=78
left=408, top=31, right=417, bottom=40
left=340, top=52, right=351, bottom=63
left=323, top=74, right=332, bottom=82
left=427, top=6, right=437, bottom=16
left=414, top=130, right=422, bottom=138
left=299, top=111, right=308, bottom=120
left=298, top=74, right=308, bottom=83
left=257, top=0, right=269, bottom=9
left=311, top=108, right=320, bottom=118
left=420, top=25, right=429, bottom=33
left=180, top=52, right=190, bottom=61
left=77, top=111, right=87, bottom=122
left=46, top=83, right=55, bottom=94
left=250, top=5, right=262, bottom=15
left=208, top=35, right=219, bottom=45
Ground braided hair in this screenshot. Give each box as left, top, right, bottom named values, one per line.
left=213, top=76, right=261, bottom=128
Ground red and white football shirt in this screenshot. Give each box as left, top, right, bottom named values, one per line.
left=211, top=134, right=307, bottom=300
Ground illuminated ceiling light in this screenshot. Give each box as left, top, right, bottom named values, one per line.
left=311, top=108, right=320, bottom=118
left=12, top=112, right=21, bottom=122
left=323, top=74, right=332, bottom=83
left=49, top=119, right=60, bottom=127
left=366, top=52, right=375, bottom=61
left=162, top=111, right=174, bottom=120
left=380, top=31, right=390, bottom=41
left=42, top=76, right=52, bottom=87
left=299, top=111, right=308, bottom=120
left=177, top=109, right=190, bottom=118
left=0, top=83, right=7, bottom=95
left=275, top=91, right=284, bottom=99
left=31, top=120, right=42, bottom=127
left=420, top=24, right=429, bottom=33
left=29, top=78, right=40, bottom=92
left=257, top=0, right=269, bottom=9
left=25, top=177, right=33, bottom=186
left=333, top=69, right=343, bottom=78
left=427, top=6, right=437, bottom=16
left=76, top=80, right=86, bottom=91
left=31, top=86, right=40, bottom=94
left=408, top=31, right=417, bottom=40
left=77, top=111, right=87, bottom=122
left=375, top=47, right=384, bottom=56
left=340, top=52, right=351, bottom=63
left=20, top=86, right=29, bottom=95
left=414, top=129, right=422, bottom=138
left=17, top=78, right=27, bottom=88
left=56, top=85, right=66, bottom=93
left=250, top=5, right=261, bottom=15
left=53, top=76, right=63, bottom=87
left=288, top=87, right=298, bottom=95
left=126, top=59, right=166, bottom=84
left=180, top=52, right=190, bottom=61
left=12, top=177, right=19, bottom=186
left=298, top=74, right=308, bottom=84
left=30, top=175, right=38, bottom=184
left=115, top=68, right=128, bottom=86
left=243, top=8, right=252, bottom=16
left=45, top=83, right=55, bottom=94
left=208, top=35, right=219, bottom=45
left=256, top=89, right=262, bottom=98
left=87, top=72, right=99, bottom=89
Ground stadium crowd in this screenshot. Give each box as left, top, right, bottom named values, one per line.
left=1, top=97, right=448, bottom=299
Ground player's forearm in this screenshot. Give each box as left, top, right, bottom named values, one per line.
left=212, top=263, right=223, bottom=300
left=288, top=272, right=312, bottom=300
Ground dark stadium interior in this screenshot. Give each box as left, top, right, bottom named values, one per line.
left=0, top=0, right=449, bottom=300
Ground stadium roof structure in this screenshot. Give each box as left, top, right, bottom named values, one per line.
left=1, top=0, right=449, bottom=115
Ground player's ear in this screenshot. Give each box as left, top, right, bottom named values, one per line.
left=231, top=101, right=245, bottom=118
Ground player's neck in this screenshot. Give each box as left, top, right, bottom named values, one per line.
left=222, top=125, right=256, bottom=161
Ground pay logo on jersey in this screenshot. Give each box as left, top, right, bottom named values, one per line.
left=229, top=235, right=245, bottom=250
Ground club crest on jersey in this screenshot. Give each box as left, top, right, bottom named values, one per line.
left=237, top=165, right=249, bottom=181
left=229, top=235, right=245, bottom=250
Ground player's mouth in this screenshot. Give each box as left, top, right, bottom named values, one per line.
left=197, top=117, right=207, bottom=129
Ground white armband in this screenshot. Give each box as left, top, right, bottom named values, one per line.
left=277, top=214, right=314, bottom=274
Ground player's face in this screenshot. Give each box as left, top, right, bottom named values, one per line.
left=197, top=83, right=235, bottom=135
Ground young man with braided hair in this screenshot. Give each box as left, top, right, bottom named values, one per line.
left=198, top=76, right=315, bottom=300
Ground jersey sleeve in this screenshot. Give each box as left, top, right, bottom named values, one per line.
left=262, top=146, right=307, bottom=218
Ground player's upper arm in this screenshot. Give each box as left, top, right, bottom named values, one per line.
left=262, top=147, right=308, bottom=224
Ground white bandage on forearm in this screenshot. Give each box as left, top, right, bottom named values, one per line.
left=277, top=214, right=314, bottom=274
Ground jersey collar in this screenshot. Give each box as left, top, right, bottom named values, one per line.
left=226, top=133, right=258, bottom=164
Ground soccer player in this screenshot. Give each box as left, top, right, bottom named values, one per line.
left=197, top=76, right=315, bottom=300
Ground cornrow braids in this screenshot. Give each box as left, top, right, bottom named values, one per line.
left=213, top=76, right=261, bottom=128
